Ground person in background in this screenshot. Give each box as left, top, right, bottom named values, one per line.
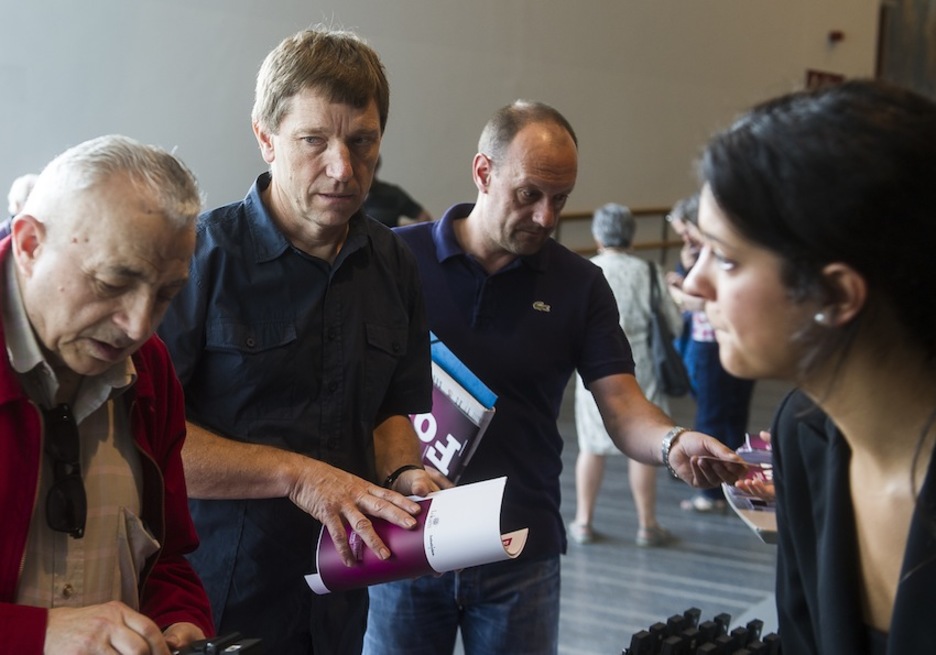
left=667, top=194, right=755, bottom=513
left=1, top=173, right=40, bottom=240
left=363, top=100, right=745, bottom=655
left=665, top=195, right=702, bottom=362
left=569, top=203, right=683, bottom=547
left=686, top=79, right=936, bottom=654
left=363, top=155, right=433, bottom=227
left=0, top=135, right=213, bottom=654
left=157, top=27, right=437, bottom=655
left=7, top=173, right=38, bottom=218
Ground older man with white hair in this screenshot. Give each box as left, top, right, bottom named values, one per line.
left=0, top=135, right=213, bottom=654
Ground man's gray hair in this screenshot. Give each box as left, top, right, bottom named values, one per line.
left=24, top=134, right=202, bottom=228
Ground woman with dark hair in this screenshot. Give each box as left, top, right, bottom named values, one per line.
left=684, top=79, right=936, bottom=654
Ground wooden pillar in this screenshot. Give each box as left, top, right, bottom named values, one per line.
left=877, top=0, right=936, bottom=100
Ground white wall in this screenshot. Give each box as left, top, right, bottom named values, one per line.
left=1, top=0, right=879, bottom=217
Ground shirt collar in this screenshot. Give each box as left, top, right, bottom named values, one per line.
left=244, top=173, right=292, bottom=263
left=245, top=172, right=369, bottom=267
left=432, top=202, right=551, bottom=274
left=3, top=255, right=46, bottom=378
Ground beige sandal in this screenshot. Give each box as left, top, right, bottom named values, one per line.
left=680, top=494, right=727, bottom=514
left=568, top=521, right=594, bottom=544
left=636, top=525, right=674, bottom=548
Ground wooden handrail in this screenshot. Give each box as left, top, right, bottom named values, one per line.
left=559, top=206, right=672, bottom=221
left=555, top=206, right=682, bottom=262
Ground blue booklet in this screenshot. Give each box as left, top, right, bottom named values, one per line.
left=429, top=332, right=497, bottom=409
left=409, top=333, right=497, bottom=483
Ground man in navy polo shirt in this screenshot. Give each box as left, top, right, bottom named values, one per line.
left=363, top=101, right=745, bottom=655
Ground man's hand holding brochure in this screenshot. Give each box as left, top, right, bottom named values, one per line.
left=305, top=477, right=527, bottom=594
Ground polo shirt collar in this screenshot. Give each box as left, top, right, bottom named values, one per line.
left=432, top=202, right=551, bottom=273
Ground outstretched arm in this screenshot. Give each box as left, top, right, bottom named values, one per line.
left=588, top=373, right=745, bottom=487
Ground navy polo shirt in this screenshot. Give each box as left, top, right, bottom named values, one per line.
left=396, top=203, right=634, bottom=560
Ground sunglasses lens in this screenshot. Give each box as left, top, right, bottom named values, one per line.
left=46, top=474, right=86, bottom=538
left=43, top=404, right=86, bottom=539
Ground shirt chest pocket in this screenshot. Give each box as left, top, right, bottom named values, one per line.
left=203, top=319, right=300, bottom=400
left=206, top=319, right=298, bottom=354
left=363, top=323, right=408, bottom=407
left=366, top=323, right=408, bottom=359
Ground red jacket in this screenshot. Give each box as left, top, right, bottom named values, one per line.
left=0, top=244, right=214, bottom=653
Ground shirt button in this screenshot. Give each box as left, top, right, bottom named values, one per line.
left=328, top=381, right=338, bottom=393
left=245, top=337, right=256, bottom=348
left=326, top=438, right=338, bottom=450
left=326, top=327, right=338, bottom=341
left=61, top=584, right=74, bottom=599
left=392, top=342, right=401, bottom=354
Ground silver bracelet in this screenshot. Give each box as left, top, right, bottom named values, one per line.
left=661, top=426, right=688, bottom=480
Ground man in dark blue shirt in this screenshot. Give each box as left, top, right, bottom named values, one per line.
left=158, top=28, right=438, bottom=655
left=363, top=101, right=746, bottom=655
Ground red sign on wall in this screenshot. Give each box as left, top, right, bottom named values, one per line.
left=805, top=69, right=846, bottom=89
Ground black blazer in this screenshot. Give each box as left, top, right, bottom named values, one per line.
left=772, top=390, right=936, bottom=654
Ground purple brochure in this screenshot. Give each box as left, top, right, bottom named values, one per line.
left=305, top=477, right=527, bottom=594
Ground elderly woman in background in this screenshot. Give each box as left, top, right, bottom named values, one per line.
left=569, top=203, right=683, bottom=547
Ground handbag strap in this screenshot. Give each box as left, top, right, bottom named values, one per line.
left=647, top=259, right=661, bottom=310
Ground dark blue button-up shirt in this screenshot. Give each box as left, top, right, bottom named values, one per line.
left=157, top=173, right=431, bottom=643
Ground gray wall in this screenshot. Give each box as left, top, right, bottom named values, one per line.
left=2, top=0, right=878, bottom=216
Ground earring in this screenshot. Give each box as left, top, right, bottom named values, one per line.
left=814, top=311, right=832, bottom=326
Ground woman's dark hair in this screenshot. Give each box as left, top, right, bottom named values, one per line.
left=701, top=79, right=936, bottom=371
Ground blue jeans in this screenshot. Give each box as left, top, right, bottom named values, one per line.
left=363, top=556, right=561, bottom=655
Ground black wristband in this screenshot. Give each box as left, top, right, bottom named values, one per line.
left=383, top=464, right=424, bottom=489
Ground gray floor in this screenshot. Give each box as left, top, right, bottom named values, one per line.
left=555, top=378, right=791, bottom=655
left=455, top=377, right=792, bottom=655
